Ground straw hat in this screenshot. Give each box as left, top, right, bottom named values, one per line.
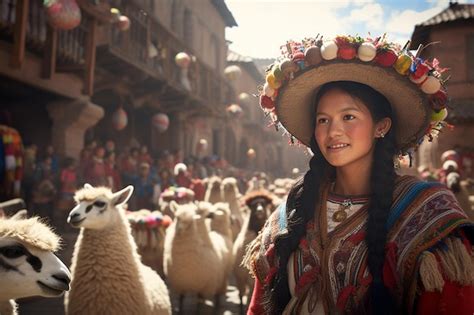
left=259, top=35, right=449, bottom=154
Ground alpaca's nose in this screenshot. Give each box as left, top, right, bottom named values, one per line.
left=53, top=272, right=71, bottom=290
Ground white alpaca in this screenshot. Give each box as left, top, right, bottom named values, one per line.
left=0, top=210, right=71, bottom=315
left=222, top=177, right=243, bottom=241
left=204, top=176, right=223, bottom=204
left=65, top=184, right=171, bottom=315
left=163, top=201, right=232, bottom=312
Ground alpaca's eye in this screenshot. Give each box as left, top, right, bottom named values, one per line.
left=94, top=201, right=106, bottom=208
left=1, top=245, right=26, bottom=258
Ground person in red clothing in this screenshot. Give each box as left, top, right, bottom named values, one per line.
left=104, top=151, right=121, bottom=191
left=243, top=34, right=473, bottom=314
left=84, top=146, right=108, bottom=186
left=174, top=163, right=192, bottom=188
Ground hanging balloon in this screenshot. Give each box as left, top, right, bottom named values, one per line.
left=247, top=148, right=256, bottom=159
left=117, top=15, right=131, bottom=31
left=112, top=108, right=128, bottom=131
left=197, top=138, right=208, bottom=152
left=224, top=65, right=242, bottom=81
left=152, top=113, right=170, bottom=133
left=226, top=104, right=243, bottom=118
left=238, top=92, right=251, bottom=105
left=44, top=0, right=82, bottom=30
left=175, top=52, right=191, bottom=68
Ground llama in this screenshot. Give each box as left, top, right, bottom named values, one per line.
left=204, top=176, right=223, bottom=204
left=0, top=210, right=71, bottom=315
left=65, top=184, right=171, bottom=315
left=163, top=201, right=232, bottom=313
left=221, top=177, right=243, bottom=241
left=233, top=190, right=275, bottom=313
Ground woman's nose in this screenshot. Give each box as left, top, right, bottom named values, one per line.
left=328, top=121, right=344, bottom=137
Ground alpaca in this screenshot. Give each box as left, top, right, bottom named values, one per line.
left=204, top=176, right=223, bottom=204
left=221, top=177, right=243, bottom=241
left=233, top=190, right=275, bottom=314
left=65, top=184, right=171, bottom=315
left=163, top=201, right=232, bottom=313
left=0, top=210, right=71, bottom=315
left=208, top=202, right=234, bottom=293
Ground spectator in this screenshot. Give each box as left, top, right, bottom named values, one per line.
left=104, top=151, right=121, bottom=191
left=84, top=146, right=108, bottom=186
left=132, top=162, right=155, bottom=210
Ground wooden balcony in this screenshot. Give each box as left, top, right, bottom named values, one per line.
left=0, top=0, right=234, bottom=109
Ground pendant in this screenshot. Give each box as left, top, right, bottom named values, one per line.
left=332, top=199, right=352, bottom=222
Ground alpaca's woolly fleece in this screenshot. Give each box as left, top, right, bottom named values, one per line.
left=204, top=176, right=223, bottom=204
left=163, top=203, right=226, bottom=298
left=74, top=186, right=114, bottom=203
left=232, top=212, right=256, bottom=298
left=209, top=203, right=234, bottom=294
left=0, top=216, right=60, bottom=252
left=66, top=195, right=171, bottom=315
left=0, top=300, right=17, bottom=315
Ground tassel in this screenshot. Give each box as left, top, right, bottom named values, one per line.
left=432, top=236, right=474, bottom=286
left=450, top=237, right=474, bottom=285
left=419, top=251, right=445, bottom=292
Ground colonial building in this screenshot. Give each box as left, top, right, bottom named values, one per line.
left=226, top=51, right=309, bottom=177
left=412, top=2, right=474, bottom=177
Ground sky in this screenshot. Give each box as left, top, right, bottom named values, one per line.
left=225, top=0, right=474, bottom=59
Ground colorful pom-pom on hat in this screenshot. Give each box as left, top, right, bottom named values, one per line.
left=258, top=34, right=450, bottom=155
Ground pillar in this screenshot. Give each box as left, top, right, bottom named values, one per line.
left=47, top=99, right=104, bottom=159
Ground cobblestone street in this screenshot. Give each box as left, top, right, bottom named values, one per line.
left=18, top=281, right=246, bottom=315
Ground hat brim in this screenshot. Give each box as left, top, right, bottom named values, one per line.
left=275, top=60, right=430, bottom=151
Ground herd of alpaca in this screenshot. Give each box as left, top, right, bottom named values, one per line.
left=0, top=175, right=289, bottom=314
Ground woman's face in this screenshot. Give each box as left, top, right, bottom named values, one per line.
left=314, top=88, right=386, bottom=169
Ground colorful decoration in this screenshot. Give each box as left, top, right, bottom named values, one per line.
left=196, top=138, right=208, bottom=153
left=152, top=113, right=170, bottom=133
left=109, top=8, right=130, bottom=31
left=258, top=34, right=449, bottom=154
left=112, top=108, right=128, bottom=131
left=175, top=52, right=191, bottom=68
left=247, top=148, right=256, bottom=159
left=226, top=104, right=243, bottom=118
left=117, top=15, right=130, bottom=31
left=44, top=0, right=81, bottom=30
left=238, top=92, right=251, bottom=105
left=224, top=65, right=242, bottom=81
left=0, top=125, right=23, bottom=198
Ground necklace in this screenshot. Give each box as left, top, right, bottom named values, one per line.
left=332, top=198, right=352, bottom=222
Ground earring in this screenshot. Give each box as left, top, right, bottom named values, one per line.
left=378, top=131, right=385, bottom=138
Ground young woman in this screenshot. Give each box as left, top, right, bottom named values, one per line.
left=244, top=35, right=473, bottom=314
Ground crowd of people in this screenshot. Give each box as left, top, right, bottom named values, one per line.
left=20, top=140, right=256, bottom=221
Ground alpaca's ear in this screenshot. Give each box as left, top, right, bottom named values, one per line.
left=11, top=209, right=27, bottom=220
left=113, top=185, right=134, bottom=206
left=84, top=183, right=93, bottom=189
left=169, top=201, right=178, bottom=213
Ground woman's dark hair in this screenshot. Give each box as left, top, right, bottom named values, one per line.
left=265, top=81, right=398, bottom=314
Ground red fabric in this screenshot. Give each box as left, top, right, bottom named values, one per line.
left=248, top=276, right=265, bottom=315
left=416, top=281, right=474, bottom=315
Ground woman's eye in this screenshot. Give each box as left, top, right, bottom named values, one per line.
left=344, top=114, right=355, bottom=120
left=317, top=118, right=328, bottom=124
left=1, top=246, right=26, bottom=258
left=94, top=201, right=106, bottom=208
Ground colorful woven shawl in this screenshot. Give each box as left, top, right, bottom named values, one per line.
left=247, top=175, right=473, bottom=314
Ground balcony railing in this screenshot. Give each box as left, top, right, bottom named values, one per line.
left=0, top=0, right=234, bottom=105
left=0, top=0, right=90, bottom=67
left=106, top=0, right=233, bottom=107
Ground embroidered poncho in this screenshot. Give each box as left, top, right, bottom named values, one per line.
left=247, top=176, right=474, bottom=314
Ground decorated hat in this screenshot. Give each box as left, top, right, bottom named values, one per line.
left=259, top=34, right=450, bottom=155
